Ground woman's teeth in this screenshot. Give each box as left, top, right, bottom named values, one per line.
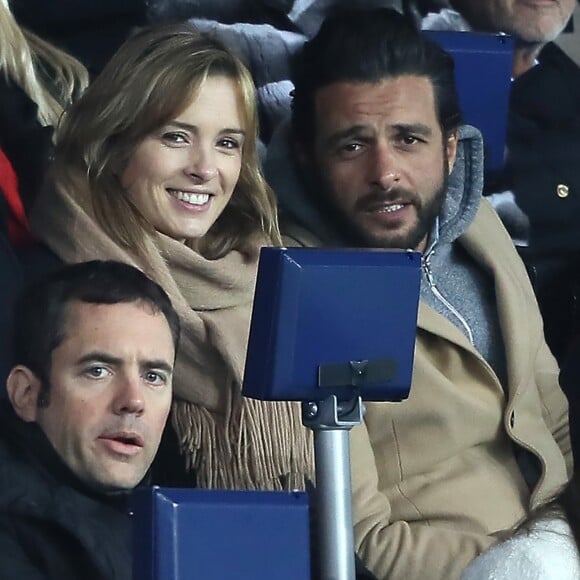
left=171, top=190, right=210, bottom=205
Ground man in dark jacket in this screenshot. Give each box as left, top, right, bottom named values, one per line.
left=0, top=260, right=180, bottom=580
left=422, top=0, right=580, bottom=362
left=432, top=0, right=576, bottom=77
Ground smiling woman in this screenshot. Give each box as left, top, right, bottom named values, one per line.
left=120, top=76, right=245, bottom=243
left=29, top=23, right=313, bottom=491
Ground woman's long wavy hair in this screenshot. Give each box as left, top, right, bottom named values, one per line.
left=0, top=0, right=88, bottom=127
left=52, top=23, right=281, bottom=260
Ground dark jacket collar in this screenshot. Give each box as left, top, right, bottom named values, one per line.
left=0, top=399, right=131, bottom=510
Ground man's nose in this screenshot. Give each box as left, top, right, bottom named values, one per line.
left=113, top=375, right=145, bottom=416
left=186, top=145, right=218, bottom=181
left=370, top=143, right=400, bottom=191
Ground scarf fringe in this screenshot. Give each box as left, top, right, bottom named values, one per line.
left=29, top=181, right=314, bottom=489
left=172, top=393, right=314, bottom=491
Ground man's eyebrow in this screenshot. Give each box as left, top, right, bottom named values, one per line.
left=76, top=353, right=173, bottom=374
left=393, top=123, right=433, bottom=137
left=77, top=352, right=123, bottom=366
left=165, top=120, right=246, bottom=137
left=324, top=125, right=369, bottom=147
left=324, top=122, right=434, bottom=147
left=143, top=360, right=174, bottom=375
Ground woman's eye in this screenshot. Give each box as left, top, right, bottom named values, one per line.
left=162, top=132, right=188, bottom=145
left=218, top=137, right=241, bottom=150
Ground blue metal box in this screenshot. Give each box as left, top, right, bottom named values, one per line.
left=243, top=248, right=421, bottom=402
left=132, top=487, right=311, bottom=580
left=425, top=30, right=514, bottom=175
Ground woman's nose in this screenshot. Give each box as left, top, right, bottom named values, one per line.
left=186, top=146, right=218, bottom=181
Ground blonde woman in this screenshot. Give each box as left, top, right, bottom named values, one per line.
left=0, top=0, right=87, bottom=128
left=30, top=23, right=313, bottom=490
left=0, top=0, right=87, bottom=226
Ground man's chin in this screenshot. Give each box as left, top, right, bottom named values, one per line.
left=352, top=223, right=422, bottom=250
left=91, top=477, right=140, bottom=493
left=84, top=467, right=144, bottom=493
left=366, top=237, right=418, bottom=250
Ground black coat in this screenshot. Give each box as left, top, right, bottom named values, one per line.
left=508, top=42, right=580, bottom=254
left=503, top=43, right=580, bottom=362
left=0, top=403, right=132, bottom=580
left=0, top=207, right=22, bottom=395
left=0, top=77, right=53, bottom=214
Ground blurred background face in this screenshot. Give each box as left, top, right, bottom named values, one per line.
left=33, top=301, right=174, bottom=492
left=121, top=75, right=245, bottom=242
left=452, top=0, right=576, bottom=44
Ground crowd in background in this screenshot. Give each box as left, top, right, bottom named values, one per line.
left=1, top=1, right=580, bottom=579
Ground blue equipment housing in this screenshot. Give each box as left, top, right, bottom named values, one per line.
left=425, top=30, right=514, bottom=176
left=132, top=487, right=311, bottom=580
left=243, top=247, right=421, bottom=402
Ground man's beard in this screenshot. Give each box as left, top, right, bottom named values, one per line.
left=313, top=159, right=449, bottom=250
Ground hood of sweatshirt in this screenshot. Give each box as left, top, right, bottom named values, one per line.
left=264, top=121, right=485, bottom=249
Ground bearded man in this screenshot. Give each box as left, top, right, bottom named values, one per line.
left=265, top=8, right=572, bottom=580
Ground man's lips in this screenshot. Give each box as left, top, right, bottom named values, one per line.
left=98, top=431, right=144, bottom=454
left=364, top=201, right=409, bottom=213
left=355, top=194, right=415, bottom=214
left=519, top=0, right=562, bottom=8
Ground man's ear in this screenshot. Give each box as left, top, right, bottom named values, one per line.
left=6, top=366, right=43, bottom=422
left=446, top=131, right=459, bottom=175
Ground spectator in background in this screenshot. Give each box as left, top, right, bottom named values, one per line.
left=29, top=24, right=314, bottom=491
left=0, top=0, right=88, bottom=223
left=0, top=208, right=21, bottom=392
left=265, top=8, right=572, bottom=579
left=423, top=0, right=580, bottom=363
left=9, top=0, right=147, bottom=76
left=0, top=0, right=88, bottom=390
left=423, top=0, right=576, bottom=77
left=0, top=260, right=179, bottom=579
left=0, top=0, right=88, bottom=129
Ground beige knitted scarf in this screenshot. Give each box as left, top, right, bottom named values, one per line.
left=30, top=183, right=313, bottom=490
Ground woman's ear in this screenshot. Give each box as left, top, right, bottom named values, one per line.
left=6, top=366, right=43, bottom=422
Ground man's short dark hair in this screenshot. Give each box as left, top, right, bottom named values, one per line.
left=291, top=7, right=462, bottom=145
left=12, top=260, right=181, bottom=386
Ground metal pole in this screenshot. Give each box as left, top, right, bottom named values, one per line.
left=315, top=428, right=355, bottom=580
left=303, top=396, right=363, bottom=580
